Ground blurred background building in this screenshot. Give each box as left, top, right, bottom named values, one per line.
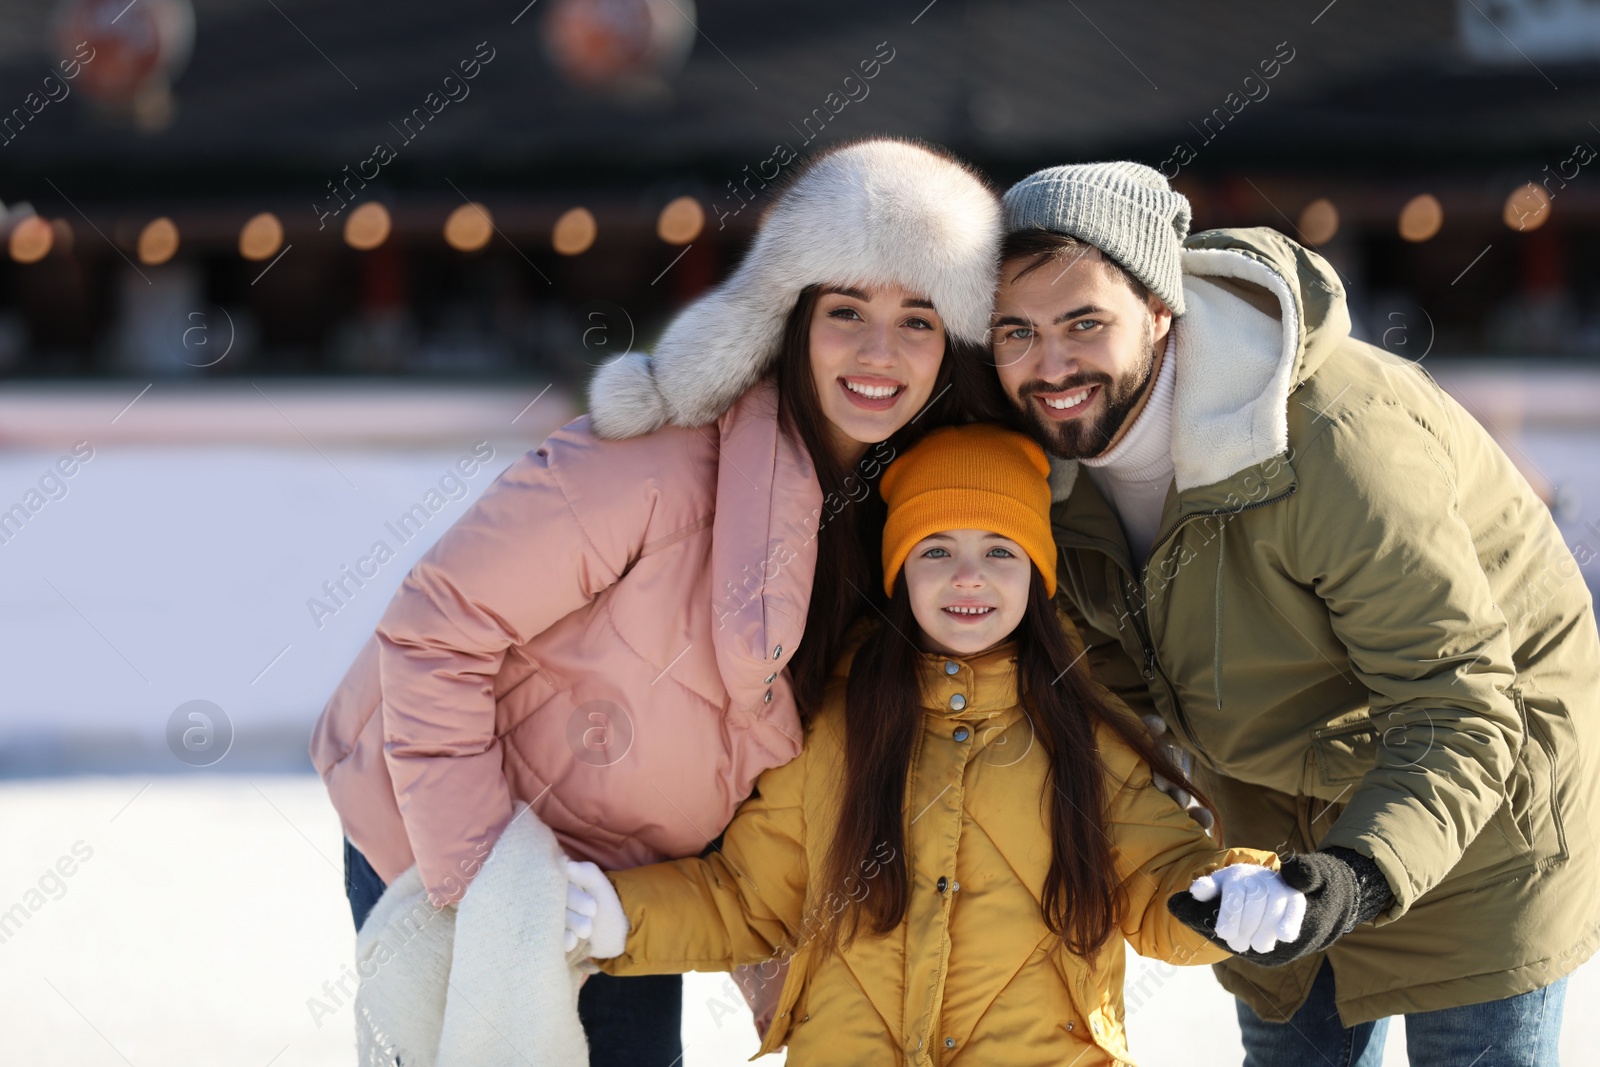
left=0, top=0, right=1598, bottom=381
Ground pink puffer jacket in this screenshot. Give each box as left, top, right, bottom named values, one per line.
left=309, top=376, right=820, bottom=903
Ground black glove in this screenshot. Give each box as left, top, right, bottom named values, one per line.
left=1167, top=847, right=1394, bottom=967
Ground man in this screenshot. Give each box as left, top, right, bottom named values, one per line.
left=990, top=161, right=1599, bottom=1064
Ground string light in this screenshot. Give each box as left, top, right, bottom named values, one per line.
left=1502, top=184, right=1551, bottom=232
left=8, top=216, right=52, bottom=263
left=1298, top=198, right=1339, bottom=245
left=138, top=217, right=180, bottom=265
left=552, top=207, right=597, bottom=255
left=656, top=196, right=704, bottom=245
left=445, top=203, right=494, bottom=252
left=239, top=213, right=284, bottom=260
left=344, top=202, right=392, bottom=250
left=1398, top=194, right=1443, bottom=242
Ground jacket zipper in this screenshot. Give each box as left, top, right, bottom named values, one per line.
left=1118, top=576, right=1203, bottom=760
left=1122, top=485, right=1299, bottom=767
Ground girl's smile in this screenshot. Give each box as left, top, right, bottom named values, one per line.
left=904, top=529, right=1031, bottom=657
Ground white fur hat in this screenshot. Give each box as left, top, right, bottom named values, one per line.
left=587, top=137, right=1002, bottom=439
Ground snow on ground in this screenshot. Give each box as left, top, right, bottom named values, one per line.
left=1, top=776, right=1595, bottom=1066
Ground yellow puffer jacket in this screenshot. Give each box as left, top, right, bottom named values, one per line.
left=600, top=618, right=1280, bottom=1065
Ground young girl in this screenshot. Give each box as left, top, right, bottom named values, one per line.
left=564, top=423, right=1307, bottom=1065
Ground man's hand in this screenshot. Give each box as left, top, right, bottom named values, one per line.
left=1168, top=849, right=1391, bottom=966
left=1171, top=863, right=1306, bottom=953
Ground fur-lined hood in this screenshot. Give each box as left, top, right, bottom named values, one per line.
left=586, top=138, right=1002, bottom=439
left=1049, top=225, right=1351, bottom=500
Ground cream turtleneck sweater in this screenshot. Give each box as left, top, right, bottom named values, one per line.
left=1080, top=330, right=1177, bottom=565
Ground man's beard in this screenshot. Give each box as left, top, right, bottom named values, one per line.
left=1012, top=315, right=1157, bottom=460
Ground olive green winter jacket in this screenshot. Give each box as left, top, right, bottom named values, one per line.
left=1050, top=225, right=1600, bottom=1025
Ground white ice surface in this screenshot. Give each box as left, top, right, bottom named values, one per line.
left=1, top=777, right=1594, bottom=1066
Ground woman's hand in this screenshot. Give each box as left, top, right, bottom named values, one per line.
left=564, top=860, right=629, bottom=958
left=1176, top=863, right=1306, bottom=954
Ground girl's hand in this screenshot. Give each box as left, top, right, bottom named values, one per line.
left=1141, top=714, right=1213, bottom=831
left=1184, top=864, right=1306, bottom=953
left=565, top=860, right=629, bottom=958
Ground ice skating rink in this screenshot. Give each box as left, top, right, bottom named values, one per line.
left=1, top=373, right=1595, bottom=1065
left=1, top=775, right=1594, bottom=1067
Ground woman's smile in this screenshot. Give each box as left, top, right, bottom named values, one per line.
left=838, top=374, right=908, bottom=411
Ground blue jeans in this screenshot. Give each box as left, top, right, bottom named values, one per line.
left=1236, top=957, right=1567, bottom=1066
left=342, top=838, right=684, bottom=1067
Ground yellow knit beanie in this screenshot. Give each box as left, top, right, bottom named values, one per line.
left=879, top=423, right=1057, bottom=597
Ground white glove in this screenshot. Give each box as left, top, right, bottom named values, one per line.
left=1188, top=863, right=1306, bottom=954
left=564, top=859, right=629, bottom=959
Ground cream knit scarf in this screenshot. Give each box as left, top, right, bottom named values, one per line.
left=353, top=802, right=592, bottom=1066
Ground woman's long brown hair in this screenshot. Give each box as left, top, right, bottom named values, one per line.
left=775, top=284, right=1011, bottom=714
left=813, top=565, right=1222, bottom=960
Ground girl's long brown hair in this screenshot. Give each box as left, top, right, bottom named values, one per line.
left=814, top=565, right=1222, bottom=960
left=775, top=284, right=1011, bottom=713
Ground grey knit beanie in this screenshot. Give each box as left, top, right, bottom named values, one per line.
left=1002, top=162, right=1191, bottom=315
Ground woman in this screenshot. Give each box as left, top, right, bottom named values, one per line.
left=309, top=136, right=1009, bottom=1064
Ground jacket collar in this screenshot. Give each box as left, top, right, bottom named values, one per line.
left=917, top=638, right=1020, bottom=718
left=1049, top=227, right=1347, bottom=503
left=706, top=375, right=822, bottom=733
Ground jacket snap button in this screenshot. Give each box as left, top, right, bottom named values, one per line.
left=1065, top=1022, right=1074, bottom=1031
left=951, top=880, right=960, bottom=892
left=802, top=1014, right=809, bottom=1022
left=936, top=875, right=948, bottom=892
left=764, top=689, right=772, bottom=703
left=945, top=1037, right=955, bottom=1049
left=949, top=693, right=966, bottom=711
left=772, top=645, right=783, bottom=659
left=953, top=726, right=970, bottom=742
left=944, top=660, right=959, bottom=675
left=765, top=672, right=777, bottom=684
